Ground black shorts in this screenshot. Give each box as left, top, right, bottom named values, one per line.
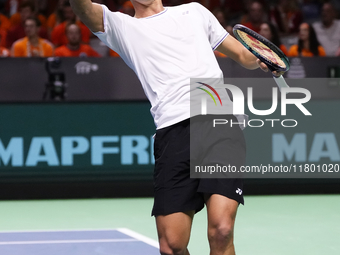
left=151, top=115, right=246, bottom=216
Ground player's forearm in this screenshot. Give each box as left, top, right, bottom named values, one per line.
left=238, top=47, right=260, bottom=70
left=69, top=0, right=92, bottom=18
left=69, top=0, right=104, bottom=32
left=217, top=35, right=260, bottom=70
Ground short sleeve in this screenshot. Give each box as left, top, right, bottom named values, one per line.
left=193, top=3, right=229, bottom=50
left=93, top=5, right=126, bottom=55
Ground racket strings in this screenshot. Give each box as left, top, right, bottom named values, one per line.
left=237, top=30, right=286, bottom=68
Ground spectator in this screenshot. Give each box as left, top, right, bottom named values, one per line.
left=0, top=46, right=9, bottom=56
left=301, top=0, right=321, bottom=23
left=55, top=23, right=100, bottom=57
left=312, top=2, right=340, bottom=56
left=9, top=1, right=46, bottom=28
left=206, top=0, right=246, bottom=22
left=46, top=0, right=68, bottom=37
left=259, top=22, right=289, bottom=56
left=35, top=0, right=50, bottom=17
left=109, top=49, right=119, bottom=57
left=212, top=8, right=227, bottom=28
left=329, top=0, right=340, bottom=15
left=43, top=0, right=60, bottom=17
left=336, top=48, right=340, bottom=56
left=269, top=0, right=303, bottom=34
left=242, top=1, right=266, bottom=33
left=6, top=0, right=48, bottom=48
left=119, top=0, right=135, bottom=16
left=0, top=12, right=11, bottom=31
left=0, top=31, right=9, bottom=56
left=0, top=0, right=5, bottom=14
left=101, top=0, right=117, bottom=12
left=51, top=1, right=90, bottom=47
left=0, top=14, right=9, bottom=48
left=4, top=0, right=22, bottom=17
left=213, top=7, right=232, bottom=32
left=288, top=22, right=326, bottom=57
left=0, top=27, right=7, bottom=47
left=11, top=17, right=53, bottom=57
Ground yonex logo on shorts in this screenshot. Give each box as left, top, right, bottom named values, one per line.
left=236, top=188, right=243, bottom=195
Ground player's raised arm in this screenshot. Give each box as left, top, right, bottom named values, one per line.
left=217, top=35, right=269, bottom=72
left=69, top=0, right=104, bottom=32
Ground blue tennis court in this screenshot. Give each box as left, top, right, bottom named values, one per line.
left=0, top=229, right=159, bottom=255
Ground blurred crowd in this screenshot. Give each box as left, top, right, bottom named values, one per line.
left=0, top=0, right=339, bottom=58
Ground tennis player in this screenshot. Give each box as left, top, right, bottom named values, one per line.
left=70, top=1, right=272, bottom=254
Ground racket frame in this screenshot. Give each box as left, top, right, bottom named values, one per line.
left=233, top=24, right=290, bottom=73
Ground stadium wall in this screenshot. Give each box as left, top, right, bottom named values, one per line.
left=0, top=58, right=339, bottom=199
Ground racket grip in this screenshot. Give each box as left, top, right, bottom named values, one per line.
left=273, top=75, right=289, bottom=92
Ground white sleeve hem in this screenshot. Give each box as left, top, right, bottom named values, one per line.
left=212, top=32, right=229, bottom=50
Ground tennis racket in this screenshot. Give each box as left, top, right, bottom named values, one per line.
left=233, top=24, right=290, bottom=91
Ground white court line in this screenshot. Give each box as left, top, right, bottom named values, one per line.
left=0, top=229, right=121, bottom=233
left=117, top=228, right=159, bottom=248
left=0, top=228, right=159, bottom=248
left=0, top=239, right=138, bottom=245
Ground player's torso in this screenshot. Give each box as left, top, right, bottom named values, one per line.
left=118, top=4, right=221, bottom=103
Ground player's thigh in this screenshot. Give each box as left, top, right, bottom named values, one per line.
left=156, top=211, right=195, bottom=250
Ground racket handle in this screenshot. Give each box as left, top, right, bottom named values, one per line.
left=273, top=75, right=289, bottom=92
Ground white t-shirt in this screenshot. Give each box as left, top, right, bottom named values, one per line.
left=94, top=3, right=233, bottom=129
left=313, top=20, right=340, bottom=56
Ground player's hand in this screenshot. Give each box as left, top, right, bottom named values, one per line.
left=256, top=59, right=283, bottom=77
left=257, top=59, right=268, bottom=72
